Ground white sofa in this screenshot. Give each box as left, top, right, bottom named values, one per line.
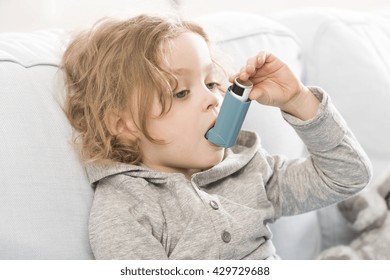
left=1, top=8, right=389, bottom=259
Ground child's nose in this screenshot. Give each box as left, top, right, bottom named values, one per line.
left=202, top=88, right=220, bottom=112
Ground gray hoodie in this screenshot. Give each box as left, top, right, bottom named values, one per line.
left=86, top=87, right=372, bottom=259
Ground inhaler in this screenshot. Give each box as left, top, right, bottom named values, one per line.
left=206, top=78, right=253, bottom=148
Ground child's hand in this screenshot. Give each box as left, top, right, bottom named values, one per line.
left=229, top=51, right=320, bottom=121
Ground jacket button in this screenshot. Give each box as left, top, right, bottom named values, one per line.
left=209, top=200, right=219, bottom=210
left=221, top=230, right=231, bottom=243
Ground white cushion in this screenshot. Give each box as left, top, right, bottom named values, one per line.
left=276, top=8, right=390, bottom=250
left=0, top=30, right=94, bottom=259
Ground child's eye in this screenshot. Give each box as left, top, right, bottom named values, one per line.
left=206, top=82, right=221, bottom=91
left=173, top=90, right=190, bottom=99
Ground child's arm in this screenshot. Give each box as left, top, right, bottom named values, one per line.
left=230, top=51, right=320, bottom=121
left=89, top=186, right=169, bottom=260
left=230, top=51, right=373, bottom=217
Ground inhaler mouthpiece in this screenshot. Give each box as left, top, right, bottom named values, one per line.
left=205, top=78, right=253, bottom=148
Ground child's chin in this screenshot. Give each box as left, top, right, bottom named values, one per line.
left=203, top=153, right=224, bottom=169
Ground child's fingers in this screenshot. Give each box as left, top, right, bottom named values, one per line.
left=249, top=87, right=269, bottom=104
left=229, top=50, right=268, bottom=83
left=229, top=71, right=250, bottom=83
left=249, top=88, right=263, bottom=101
left=239, top=72, right=250, bottom=81
left=245, top=51, right=267, bottom=71
left=256, top=50, right=267, bottom=67
left=229, top=66, right=246, bottom=82
left=237, top=64, right=255, bottom=82
left=240, top=52, right=267, bottom=78
left=246, top=56, right=258, bottom=70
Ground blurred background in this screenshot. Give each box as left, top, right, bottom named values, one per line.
left=1, top=0, right=390, bottom=32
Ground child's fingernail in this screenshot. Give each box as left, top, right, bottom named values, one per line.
left=262, top=51, right=267, bottom=61
left=258, top=52, right=266, bottom=63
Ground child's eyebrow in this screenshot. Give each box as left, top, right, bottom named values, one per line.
left=172, top=63, right=215, bottom=76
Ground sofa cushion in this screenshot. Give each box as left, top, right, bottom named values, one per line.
left=0, top=30, right=94, bottom=259
left=276, top=8, right=390, bottom=176
left=276, top=8, right=390, bottom=250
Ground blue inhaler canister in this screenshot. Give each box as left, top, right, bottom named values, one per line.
left=205, top=78, right=253, bottom=148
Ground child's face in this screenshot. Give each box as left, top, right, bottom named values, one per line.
left=139, top=32, right=225, bottom=178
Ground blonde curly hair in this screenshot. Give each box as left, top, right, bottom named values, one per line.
left=62, top=14, right=213, bottom=165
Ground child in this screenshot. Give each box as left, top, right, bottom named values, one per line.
left=62, top=14, right=372, bottom=259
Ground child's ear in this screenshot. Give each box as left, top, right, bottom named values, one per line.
left=106, top=111, right=138, bottom=141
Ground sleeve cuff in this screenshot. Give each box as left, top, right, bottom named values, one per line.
left=281, top=87, right=348, bottom=152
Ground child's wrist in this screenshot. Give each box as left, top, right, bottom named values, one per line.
left=281, top=87, right=320, bottom=121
